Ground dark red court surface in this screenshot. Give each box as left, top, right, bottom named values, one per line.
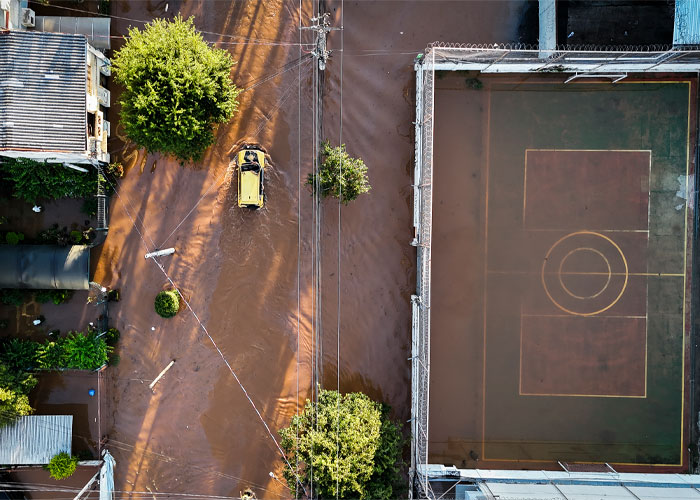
left=429, top=75, right=696, bottom=470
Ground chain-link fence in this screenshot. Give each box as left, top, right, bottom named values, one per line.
left=423, top=42, right=700, bottom=74
left=411, top=49, right=435, bottom=500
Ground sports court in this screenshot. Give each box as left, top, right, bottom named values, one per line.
left=428, top=75, right=696, bottom=470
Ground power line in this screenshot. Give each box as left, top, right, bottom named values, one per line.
left=335, top=1, right=344, bottom=497
left=27, top=0, right=306, bottom=46
left=102, top=176, right=307, bottom=496
left=296, top=0, right=304, bottom=498
left=157, top=56, right=312, bottom=249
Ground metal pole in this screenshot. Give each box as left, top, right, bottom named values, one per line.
left=149, top=360, right=175, bottom=392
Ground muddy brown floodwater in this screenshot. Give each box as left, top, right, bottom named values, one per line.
left=91, top=0, right=527, bottom=497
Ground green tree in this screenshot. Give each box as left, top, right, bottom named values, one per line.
left=279, top=389, right=404, bottom=499
left=46, top=452, right=79, bottom=480
left=307, top=141, right=370, bottom=204
left=61, top=332, right=110, bottom=370
left=112, top=16, right=240, bottom=162
left=0, top=361, right=36, bottom=427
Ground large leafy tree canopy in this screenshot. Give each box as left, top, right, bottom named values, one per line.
left=279, top=389, right=404, bottom=499
left=112, top=16, right=240, bottom=162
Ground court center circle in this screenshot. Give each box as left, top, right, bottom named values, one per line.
left=541, top=231, right=628, bottom=316
left=558, top=247, right=612, bottom=299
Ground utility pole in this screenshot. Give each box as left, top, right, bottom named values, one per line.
left=300, top=8, right=341, bottom=414
left=301, top=2, right=345, bottom=430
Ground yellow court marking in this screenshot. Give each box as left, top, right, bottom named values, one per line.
left=518, top=310, right=647, bottom=399
left=480, top=80, right=692, bottom=467
left=488, top=270, right=683, bottom=277
left=541, top=231, right=628, bottom=317
left=558, top=247, right=611, bottom=300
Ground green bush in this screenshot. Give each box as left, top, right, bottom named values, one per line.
left=106, top=161, right=124, bottom=179
left=104, top=327, right=120, bottom=345
left=0, top=359, right=37, bottom=396
left=0, top=289, right=27, bottom=307
left=2, top=339, right=40, bottom=371
left=35, top=289, right=73, bottom=305
left=154, top=290, right=180, bottom=318
left=69, top=230, right=83, bottom=244
left=0, top=158, right=98, bottom=205
left=279, top=389, right=404, bottom=499
left=81, top=198, right=98, bottom=217
left=306, top=141, right=370, bottom=204
left=112, top=16, right=240, bottom=162
left=5, top=231, right=24, bottom=245
left=61, top=332, right=110, bottom=370
left=35, top=340, right=66, bottom=370
left=46, top=452, right=78, bottom=480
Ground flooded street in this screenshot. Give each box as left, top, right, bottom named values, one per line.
left=94, top=0, right=528, bottom=496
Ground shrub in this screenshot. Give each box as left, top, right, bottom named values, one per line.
left=69, top=230, right=83, bottom=244
left=35, top=340, right=66, bottom=370
left=0, top=158, right=98, bottom=204
left=106, top=161, right=124, bottom=179
left=0, top=359, right=37, bottom=396
left=5, top=231, right=24, bottom=245
left=81, top=198, right=98, bottom=217
left=154, top=290, right=180, bottom=318
left=1, top=339, right=40, bottom=371
left=112, top=16, right=240, bottom=162
left=104, top=327, right=120, bottom=345
left=0, top=289, right=27, bottom=307
left=61, top=332, right=110, bottom=370
left=46, top=452, right=78, bottom=480
left=279, top=389, right=404, bottom=499
left=307, top=141, right=370, bottom=204
left=38, top=224, right=70, bottom=246
left=35, top=289, right=73, bottom=305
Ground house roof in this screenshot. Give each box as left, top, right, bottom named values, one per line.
left=0, top=244, right=90, bottom=290
left=0, top=30, right=87, bottom=153
left=0, top=415, right=72, bottom=465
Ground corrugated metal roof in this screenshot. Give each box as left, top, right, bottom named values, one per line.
left=36, top=16, right=111, bottom=50
left=674, top=0, right=700, bottom=45
left=0, top=30, right=87, bottom=153
left=426, top=468, right=700, bottom=500
left=0, top=415, right=72, bottom=465
left=0, top=244, right=90, bottom=290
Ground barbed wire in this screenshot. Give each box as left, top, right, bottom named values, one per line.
left=425, top=41, right=700, bottom=53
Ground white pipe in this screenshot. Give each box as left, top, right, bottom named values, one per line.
left=144, top=248, right=175, bottom=259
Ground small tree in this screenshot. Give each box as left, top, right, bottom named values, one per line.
left=61, top=332, right=110, bottom=370
left=0, top=361, right=36, bottom=427
left=279, top=389, right=403, bottom=499
left=112, top=16, right=240, bottom=162
left=46, top=452, right=78, bottom=480
left=307, top=141, right=370, bottom=204
left=155, top=290, right=180, bottom=318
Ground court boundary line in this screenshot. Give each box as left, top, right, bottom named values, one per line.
left=518, top=312, right=648, bottom=398
left=480, top=80, right=692, bottom=467
left=523, top=149, right=652, bottom=231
